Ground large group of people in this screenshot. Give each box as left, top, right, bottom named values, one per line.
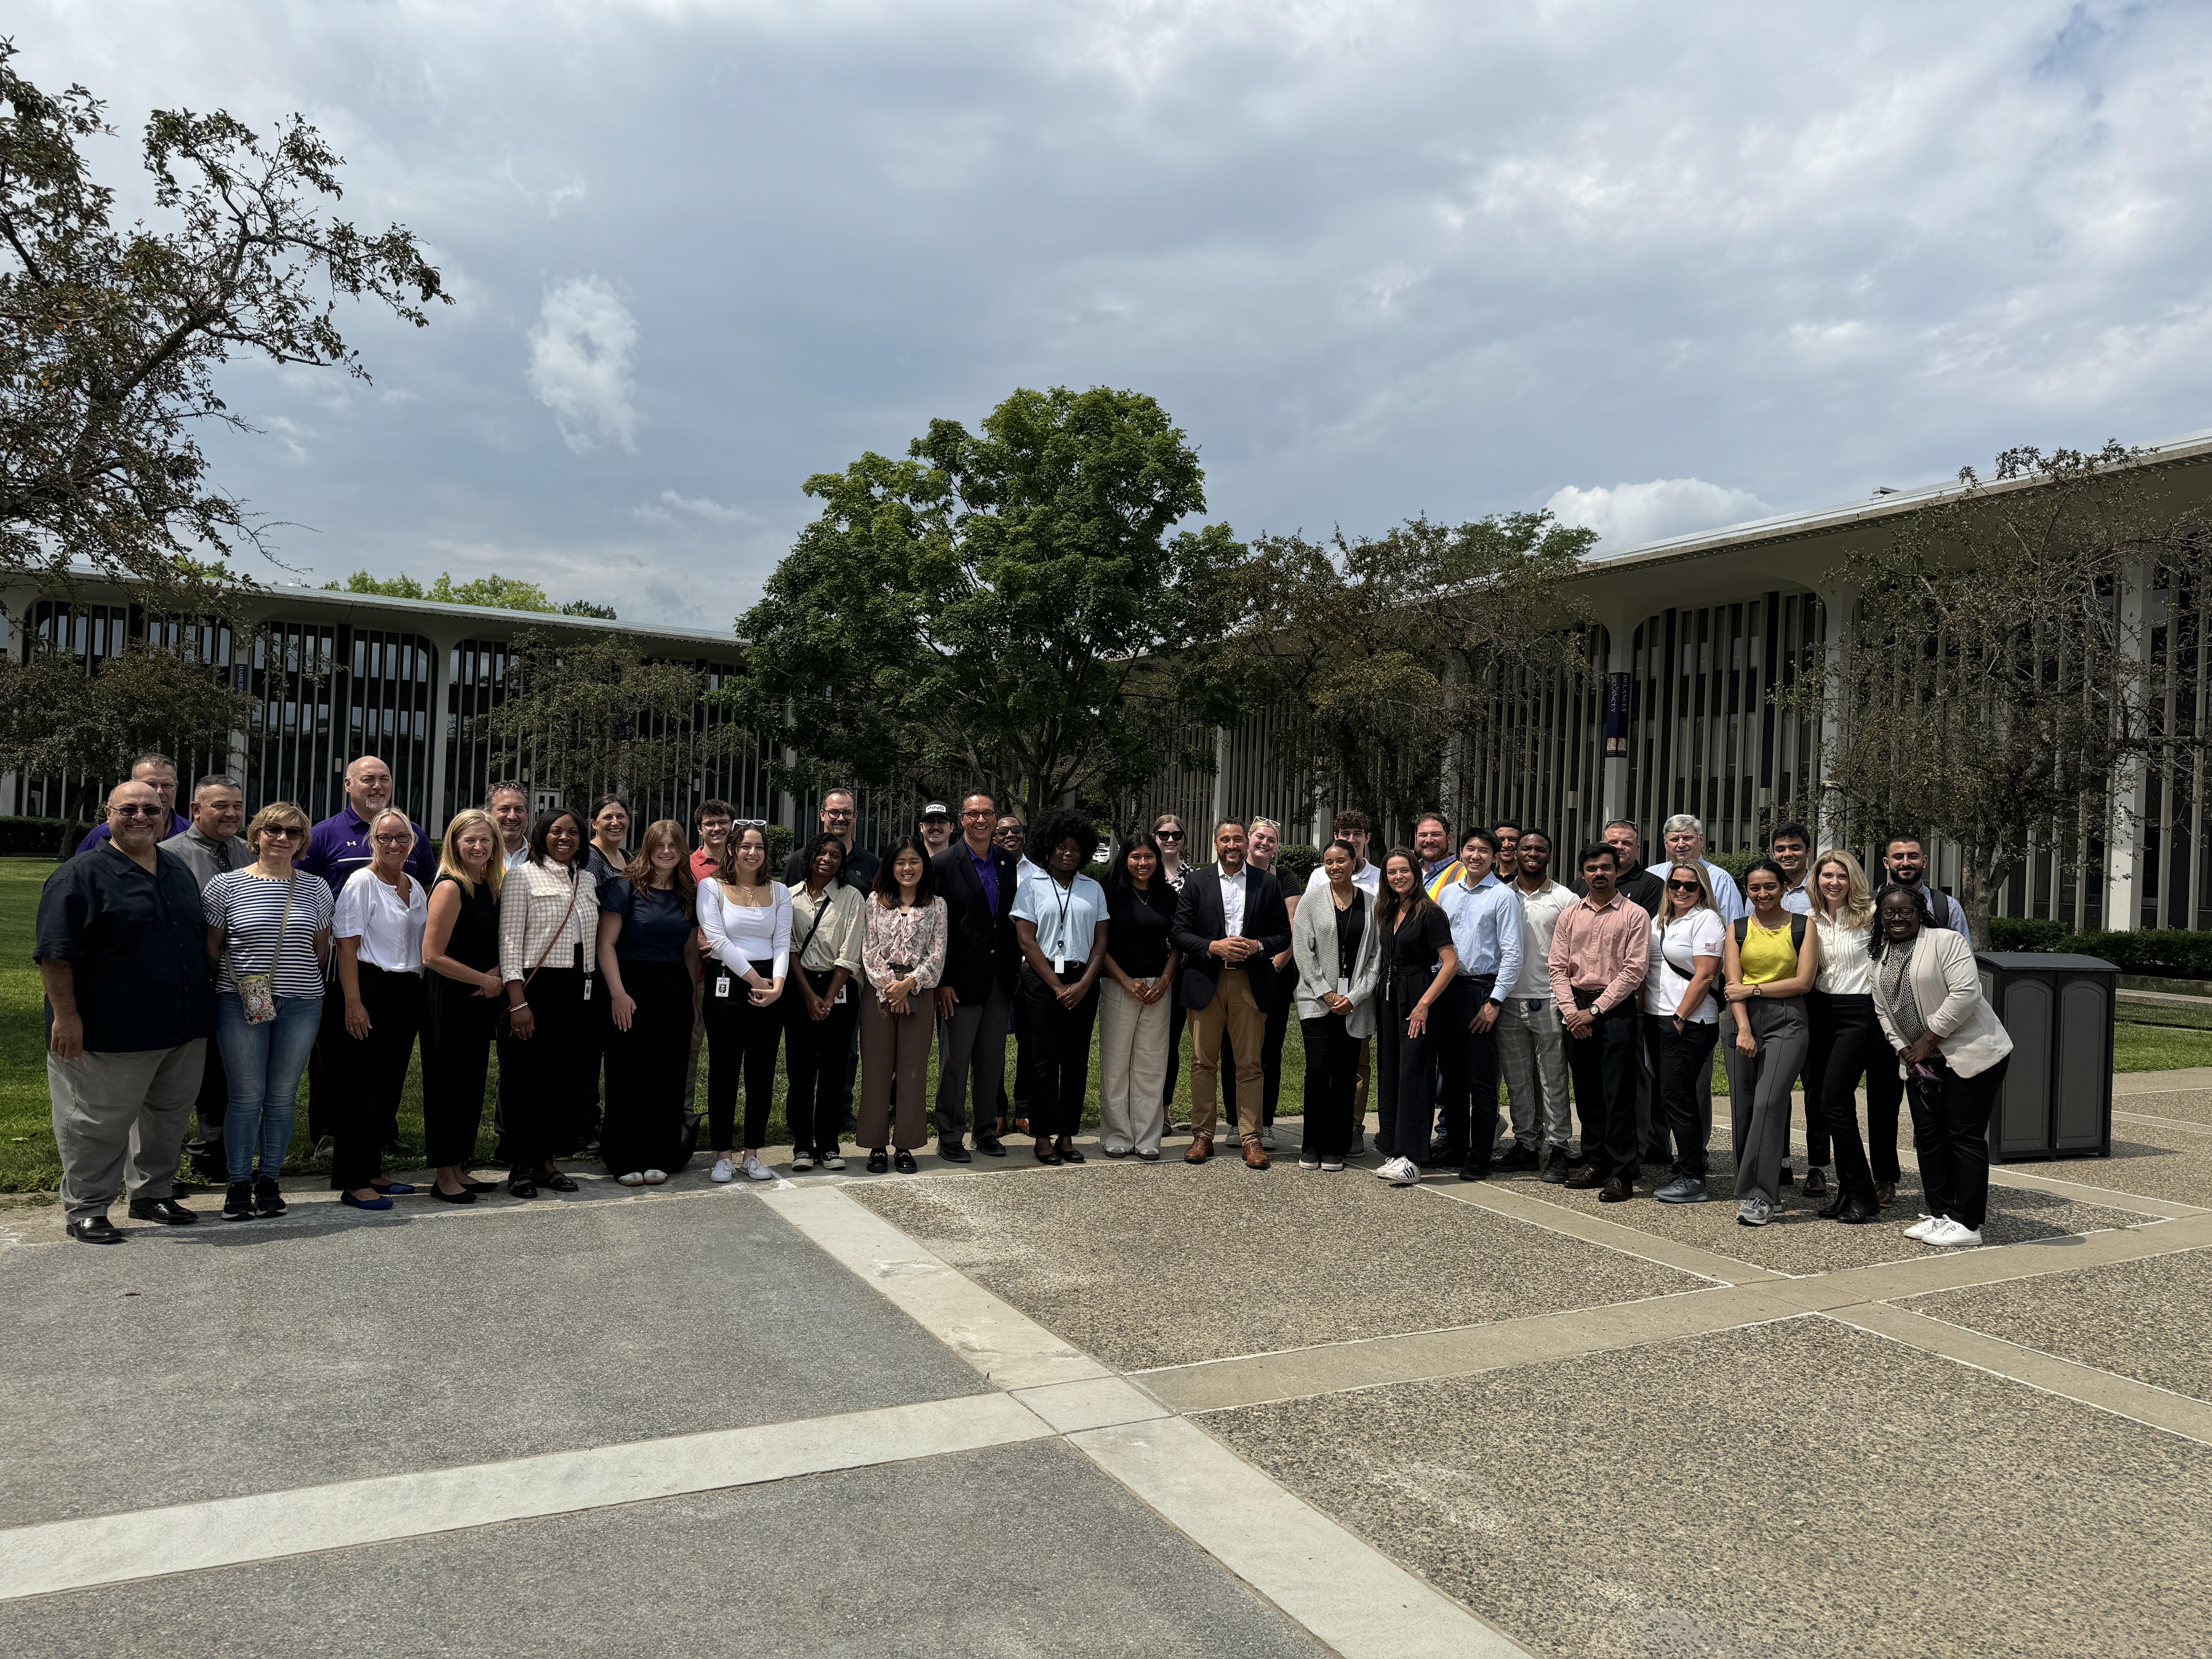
left=34, top=752, right=2011, bottom=1253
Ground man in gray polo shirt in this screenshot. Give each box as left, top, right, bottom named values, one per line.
left=162, top=775, right=254, bottom=1180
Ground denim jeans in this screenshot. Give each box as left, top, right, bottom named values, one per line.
left=217, top=992, right=322, bottom=1181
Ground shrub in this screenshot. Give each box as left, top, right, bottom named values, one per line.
left=1274, top=843, right=1321, bottom=891
left=765, top=823, right=794, bottom=867
left=1707, top=848, right=1757, bottom=883
left=0, top=817, right=79, bottom=859
left=2060, top=929, right=2212, bottom=979
left=1989, top=917, right=2068, bottom=953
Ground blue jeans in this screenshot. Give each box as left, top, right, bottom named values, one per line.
left=217, top=993, right=322, bottom=1182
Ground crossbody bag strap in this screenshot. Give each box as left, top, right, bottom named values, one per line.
left=228, top=871, right=299, bottom=982
left=522, top=873, right=583, bottom=992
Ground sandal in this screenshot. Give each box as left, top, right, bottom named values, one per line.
left=1056, top=1139, right=1085, bottom=1164
left=542, top=1171, right=579, bottom=1193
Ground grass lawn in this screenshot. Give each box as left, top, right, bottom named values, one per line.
left=6, top=850, right=2209, bottom=1190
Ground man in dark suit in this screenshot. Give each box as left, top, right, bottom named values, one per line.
left=780, top=788, right=879, bottom=890
left=1170, top=819, right=1293, bottom=1169
left=931, top=791, right=1018, bottom=1162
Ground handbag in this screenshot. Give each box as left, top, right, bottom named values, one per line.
left=230, top=874, right=298, bottom=1025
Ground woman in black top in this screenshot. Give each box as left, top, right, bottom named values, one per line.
left=1374, top=847, right=1459, bottom=1184
left=580, top=793, right=631, bottom=1155
left=419, top=809, right=506, bottom=1203
left=1289, top=840, right=1379, bottom=1170
left=596, top=819, right=701, bottom=1185
left=1097, top=831, right=1181, bottom=1159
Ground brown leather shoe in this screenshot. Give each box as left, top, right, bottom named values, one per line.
left=1874, top=1180, right=1897, bottom=1207
left=1243, top=1142, right=1270, bottom=1170
left=1185, top=1135, right=1214, bottom=1164
left=1563, top=1163, right=1602, bottom=1189
left=1599, top=1176, right=1632, bottom=1203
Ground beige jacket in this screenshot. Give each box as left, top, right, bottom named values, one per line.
left=1871, top=926, right=2013, bottom=1080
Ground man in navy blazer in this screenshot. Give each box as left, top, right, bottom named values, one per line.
left=931, top=792, right=1019, bottom=1161
left=1170, top=819, right=1291, bottom=1168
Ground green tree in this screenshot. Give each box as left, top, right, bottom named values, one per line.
left=1183, top=512, right=1598, bottom=833
left=328, top=568, right=615, bottom=618
left=1782, top=442, right=2212, bottom=946
left=0, top=44, right=445, bottom=605
left=0, top=629, right=248, bottom=786
left=484, top=626, right=741, bottom=809
left=733, top=385, right=1239, bottom=824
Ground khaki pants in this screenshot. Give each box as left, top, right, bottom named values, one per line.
left=1096, top=976, right=1170, bottom=1154
left=1188, top=967, right=1266, bottom=1146
left=859, top=991, right=932, bottom=1151
left=48, top=1040, right=204, bottom=1219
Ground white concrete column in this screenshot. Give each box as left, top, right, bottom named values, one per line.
left=2104, top=560, right=2151, bottom=930
left=1813, top=584, right=1852, bottom=855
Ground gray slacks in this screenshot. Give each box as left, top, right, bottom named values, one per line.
left=48, top=1040, right=206, bottom=1219
left=934, top=981, right=1012, bottom=1142
left=1496, top=995, right=1573, bottom=1151
left=1725, top=996, right=1808, bottom=1207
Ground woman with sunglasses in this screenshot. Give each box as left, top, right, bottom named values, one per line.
left=1645, top=862, right=1724, bottom=1203
left=202, top=803, right=335, bottom=1221
left=420, top=808, right=506, bottom=1202
left=1722, top=858, right=1822, bottom=1226
left=1151, top=814, right=1192, bottom=1125
left=498, top=807, right=601, bottom=1198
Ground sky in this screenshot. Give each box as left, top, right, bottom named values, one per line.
left=12, top=0, right=2212, bottom=630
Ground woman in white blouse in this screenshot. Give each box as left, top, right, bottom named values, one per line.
left=1807, top=850, right=1887, bottom=1223
left=331, top=809, right=429, bottom=1211
left=697, top=824, right=791, bottom=1183
left=498, top=807, right=599, bottom=1199
left=1645, top=861, right=1725, bottom=1206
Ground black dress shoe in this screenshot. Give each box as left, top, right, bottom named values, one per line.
left=67, top=1214, right=125, bottom=1244
left=429, top=1185, right=477, bottom=1204
left=974, top=1135, right=1007, bottom=1158
left=939, top=1139, right=973, bottom=1164
left=893, top=1150, right=919, bottom=1174
left=1495, top=1144, right=1539, bottom=1172
left=127, top=1195, right=199, bottom=1225
left=1458, top=1162, right=1492, bottom=1182
left=866, top=1149, right=890, bottom=1174
left=1830, top=1193, right=1878, bottom=1225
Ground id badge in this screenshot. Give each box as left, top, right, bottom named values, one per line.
left=834, top=984, right=848, bottom=1005
left=582, top=976, right=593, bottom=1003
left=1335, top=976, right=1350, bottom=997
left=1054, top=958, right=1068, bottom=977
left=715, top=974, right=732, bottom=999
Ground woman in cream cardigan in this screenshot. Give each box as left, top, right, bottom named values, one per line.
left=1290, top=840, right=1383, bottom=1171
left=1869, top=883, right=2013, bottom=1249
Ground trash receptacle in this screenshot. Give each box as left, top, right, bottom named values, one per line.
left=1974, top=953, right=2117, bottom=1161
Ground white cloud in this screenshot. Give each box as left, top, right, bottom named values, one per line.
left=527, top=276, right=639, bottom=455
left=1544, top=479, right=1774, bottom=551
left=630, top=489, right=761, bottom=526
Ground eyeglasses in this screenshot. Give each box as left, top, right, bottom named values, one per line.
left=109, top=804, right=166, bottom=818
left=372, top=833, right=412, bottom=846
left=1666, top=878, right=1702, bottom=892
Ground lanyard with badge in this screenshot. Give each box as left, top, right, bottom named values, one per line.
left=1047, top=876, right=1078, bottom=976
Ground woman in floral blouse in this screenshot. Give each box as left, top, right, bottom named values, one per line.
left=859, top=836, right=947, bottom=1173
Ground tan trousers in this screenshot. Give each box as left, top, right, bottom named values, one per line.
left=859, top=991, right=932, bottom=1151
left=1188, top=967, right=1266, bottom=1146
left=1096, top=975, right=1170, bottom=1154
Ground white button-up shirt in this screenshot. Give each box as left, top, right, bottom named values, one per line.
left=1219, top=863, right=1249, bottom=937
left=1507, top=879, right=1578, bottom=1000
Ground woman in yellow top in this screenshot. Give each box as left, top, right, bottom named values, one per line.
left=1722, top=859, right=1822, bottom=1227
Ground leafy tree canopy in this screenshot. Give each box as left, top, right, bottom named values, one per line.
left=0, top=628, right=246, bottom=785
left=733, top=385, right=1239, bottom=825
left=326, top=569, right=612, bottom=617
left=0, top=42, right=446, bottom=608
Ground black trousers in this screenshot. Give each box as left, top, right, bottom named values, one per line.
left=305, top=976, right=346, bottom=1144
left=702, top=958, right=782, bottom=1151
left=1808, top=991, right=1896, bottom=1199
left=1910, top=1054, right=2008, bottom=1230
left=1437, top=977, right=1500, bottom=1164
left=498, top=965, right=597, bottom=1176
left=1160, top=981, right=1187, bottom=1117
left=1300, top=1012, right=1362, bottom=1158
left=1376, top=1000, right=1437, bottom=1161
left=785, top=967, right=860, bottom=1155
left=421, top=970, right=498, bottom=1169
left=189, top=1035, right=229, bottom=1163
left=1566, top=993, right=1640, bottom=1180
left=1020, top=966, right=1100, bottom=1139
left=604, top=960, right=693, bottom=1176
left=329, top=964, right=423, bottom=1191
left=995, top=990, right=1032, bottom=1125
left=1795, top=991, right=1834, bottom=1167
left=1648, top=1013, right=1720, bottom=1180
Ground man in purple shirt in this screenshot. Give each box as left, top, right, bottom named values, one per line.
left=74, top=752, right=189, bottom=852
left=931, top=792, right=1018, bottom=1162
left=299, top=754, right=432, bottom=1158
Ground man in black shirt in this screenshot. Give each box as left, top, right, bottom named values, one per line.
left=35, top=781, right=216, bottom=1242
left=780, top=788, right=879, bottom=891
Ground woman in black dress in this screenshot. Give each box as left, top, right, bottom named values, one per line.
left=597, top=819, right=702, bottom=1185
left=1374, top=847, right=1458, bottom=1186
left=419, top=808, right=507, bottom=1203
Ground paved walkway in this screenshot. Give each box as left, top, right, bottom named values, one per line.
left=3, top=1070, right=2209, bottom=1656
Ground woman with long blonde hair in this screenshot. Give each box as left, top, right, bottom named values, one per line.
left=1806, top=849, right=1887, bottom=1223
left=421, top=808, right=506, bottom=1202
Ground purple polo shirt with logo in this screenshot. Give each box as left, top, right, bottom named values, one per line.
left=301, top=804, right=435, bottom=891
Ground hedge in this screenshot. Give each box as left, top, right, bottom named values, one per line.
left=1987, top=919, right=2212, bottom=979
left=1274, top=843, right=1322, bottom=891
left=0, top=817, right=87, bottom=859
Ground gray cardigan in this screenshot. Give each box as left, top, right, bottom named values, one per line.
left=1290, top=883, right=1383, bottom=1036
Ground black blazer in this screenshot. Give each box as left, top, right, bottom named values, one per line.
left=1171, top=864, right=1292, bottom=1013
left=932, top=841, right=1019, bottom=1004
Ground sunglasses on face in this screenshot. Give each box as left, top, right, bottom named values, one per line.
left=1667, top=878, right=1701, bottom=892
left=109, top=805, right=166, bottom=818
left=1156, top=830, right=1184, bottom=841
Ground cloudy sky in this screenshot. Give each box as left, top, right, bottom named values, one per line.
left=13, top=1, right=2212, bottom=629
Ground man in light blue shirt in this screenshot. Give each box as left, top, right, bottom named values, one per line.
left=1656, top=814, right=1747, bottom=924
left=1436, top=830, right=1524, bottom=1179
left=1881, top=836, right=1971, bottom=936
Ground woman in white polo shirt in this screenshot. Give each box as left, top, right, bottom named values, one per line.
left=1010, top=808, right=1109, bottom=1166
left=1644, top=861, right=1725, bottom=1205
left=331, top=809, right=429, bottom=1211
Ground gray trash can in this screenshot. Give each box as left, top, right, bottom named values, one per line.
left=1974, top=953, right=2117, bottom=1161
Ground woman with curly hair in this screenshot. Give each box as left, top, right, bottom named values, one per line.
left=1010, top=808, right=1109, bottom=1165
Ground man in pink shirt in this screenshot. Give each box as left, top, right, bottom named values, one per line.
left=1547, top=843, right=1650, bottom=1202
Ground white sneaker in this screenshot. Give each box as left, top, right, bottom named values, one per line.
left=1261, top=1127, right=1277, bottom=1150
left=740, top=1153, right=774, bottom=1182
left=1388, top=1157, right=1420, bottom=1187
left=616, top=1171, right=646, bottom=1187
left=1904, top=1214, right=1942, bottom=1241
left=709, top=1157, right=737, bottom=1185
left=1298, top=1149, right=1321, bottom=1170
left=1923, top=1218, right=1982, bottom=1248
left=641, top=1169, right=668, bottom=1185
left=791, top=1149, right=814, bottom=1171
left=818, top=1151, right=846, bottom=1170
left=1373, top=1157, right=1396, bottom=1179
